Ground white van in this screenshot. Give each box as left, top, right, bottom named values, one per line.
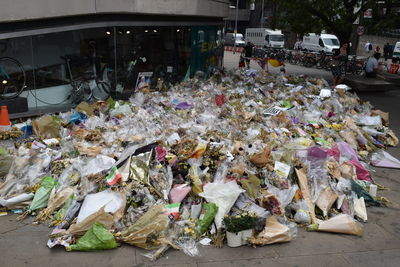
left=245, top=28, right=285, bottom=49
left=392, top=41, right=400, bottom=63
left=302, top=33, right=340, bottom=53
left=223, top=33, right=246, bottom=47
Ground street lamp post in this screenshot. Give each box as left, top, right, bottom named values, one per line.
left=260, top=0, right=265, bottom=28
left=233, top=0, right=239, bottom=54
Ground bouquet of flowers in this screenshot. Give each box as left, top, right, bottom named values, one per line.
left=223, top=212, right=258, bottom=233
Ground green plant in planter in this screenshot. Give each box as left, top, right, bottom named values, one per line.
left=223, top=212, right=258, bottom=233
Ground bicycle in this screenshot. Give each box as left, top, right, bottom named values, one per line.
left=103, top=51, right=147, bottom=94
left=301, top=52, right=317, bottom=68
left=347, top=55, right=365, bottom=75
left=291, top=50, right=304, bottom=65
left=0, top=57, right=26, bottom=99
left=62, top=54, right=111, bottom=104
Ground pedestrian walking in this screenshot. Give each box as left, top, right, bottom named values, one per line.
left=365, top=42, right=370, bottom=54
left=365, top=42, right=373, bottom=54
left=294, top=40, right=302, bottom=51
left=238, top=52, right=246, bottom=68
left=244, top=42, right=254, bottom=68
left=383, top=43, right=390, bottom=61
left=331, top=43, right=348, bottom=87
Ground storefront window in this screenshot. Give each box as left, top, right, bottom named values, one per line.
left=191, top=26, right=223, bottom=77
left=115, top=26, right=191, bottom=94
left=30, top=27, right=116, bottom=105
left=0, top=36, right=34, bottom=101
left=1, top=24, right=222, bottom=110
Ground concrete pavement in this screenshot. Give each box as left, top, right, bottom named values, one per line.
left=223, top=50, right=333, bottom=82
left=1, top=51, right=400, bottom=267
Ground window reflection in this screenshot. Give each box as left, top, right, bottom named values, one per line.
left=0, top=24, right=224, bottom=110
left=115, top=26, right=191, bottom=94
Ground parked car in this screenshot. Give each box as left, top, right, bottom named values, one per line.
left=223, top=33, right=246, bottom=47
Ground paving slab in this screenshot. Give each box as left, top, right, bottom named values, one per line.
left=343, top=249, right=400, bottom=267
left=0, top=213, right=30, bottom=234
left=367, top=208, right=400, bottom=238
left=0, top=230, right=136, bottom=267
left=197, top=254, right=349, bottom=267
left=271, top=225, right=399, bottom=258
left=135, top=243, right=279, bottom=266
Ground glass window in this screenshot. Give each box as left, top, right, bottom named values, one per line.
left=32, top=31, right=77, bottom=90
left=269, top=35, right=284, bottom=42
left=191, top=26, right=223, bottom=77
left=1, top=23, right=224, bottom=110
left=319, top=38, right=324, bottom=47
left=235, top=35, right=244, bottom=41
left=31, top=27, right=116, bottom=104
left=33, top=28, right=115, bottom=90
left=0, top=36, right=34, bottom=100
left=323, top=38, right=339, bottom=46
left=115, top=26, right=191, bottom=93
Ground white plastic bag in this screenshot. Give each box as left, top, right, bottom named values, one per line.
left=0, top=193, right=34, bottom=208
left=76, top=190, right=126, bottom=223
left=233, top=193, right=269, bottom=218
left=335, top=84, right=351, bottom=91
left=266, top=182, right=298, bottom=209
left=82, top=155, right=116, bottom=177
left=355, top=115, right=382, bottom=127
left=110, top=102, right=133, bottom=117
left=319, top=89, right=331, bottom=99
left=166, top=133, right=181, bottom=145
left=199, top=181, right=244, bottom=228
left=294, top=209, right=311, bottom=224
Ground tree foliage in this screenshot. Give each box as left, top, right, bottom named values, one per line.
left=366, top=0, right=400, bottom=35
left=269, top=0, right=378, bottom=42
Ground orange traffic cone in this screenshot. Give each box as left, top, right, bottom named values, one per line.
left=0, top=105, right=11, bottom=130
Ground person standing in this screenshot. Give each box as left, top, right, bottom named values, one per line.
left=365, top=41, right=371, bottom=54
left=375, top=45, right=381, bottom=54
left=331, top=43, right=348, bottom=87
left=244, top=42, right=254, bottom=68
left=294, top=40, right=301, bottom=51
left=383, top=42, right=390, bottom=61
left=238, top=52, right=246, bottom=68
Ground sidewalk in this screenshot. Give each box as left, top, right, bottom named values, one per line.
left=1, top=52, right=400, bottom=267
left=1, top=153, right=400, bottom=267
left=0, top=195, right=400, bottom=267
left=223, top=51, right=333, bottom=82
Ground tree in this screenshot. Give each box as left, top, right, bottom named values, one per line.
left=270, top=0, right=377, bottom=42
left=366, top=0, right=400, bottom=35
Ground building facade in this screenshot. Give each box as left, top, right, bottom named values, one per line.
left=0, top=0, right=229, bottom=111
